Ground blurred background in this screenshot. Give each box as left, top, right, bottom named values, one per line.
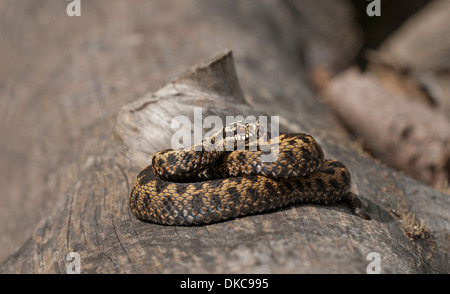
left=0, top=0, right=448, bottom=265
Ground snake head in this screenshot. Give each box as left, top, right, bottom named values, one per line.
left=203, top=119, right=266, bottom=152
left=223, top=119, right=265, bottom=150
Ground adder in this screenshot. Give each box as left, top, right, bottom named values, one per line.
left=129, top=120, right=371, bottom=225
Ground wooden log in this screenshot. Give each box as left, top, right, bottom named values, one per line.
left=324, top=68, right=450, bottom=189
left=1, top=51, right=449, bottom=274
left=0, top=0, right=448, bottom=274
left=370, top=0, right=450, bottom=118
left=0, top=0, right=362, bottom=262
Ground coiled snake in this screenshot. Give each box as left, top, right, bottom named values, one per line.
left=129, top=121, right=370, bottom=225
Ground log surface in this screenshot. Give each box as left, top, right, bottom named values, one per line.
left=0, top=0, right=448, bottom=273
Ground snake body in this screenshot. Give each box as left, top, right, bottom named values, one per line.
left=129, top=121, right=370, bottom=225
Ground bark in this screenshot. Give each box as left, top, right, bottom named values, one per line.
left=322, top=0, right=450, bottom=190
left=370, top=0, right=450, bottom=118
left=324, top=68, right=450, bottom=189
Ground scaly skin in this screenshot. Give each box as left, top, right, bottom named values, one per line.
left=129, top=122, right=371, bottom=225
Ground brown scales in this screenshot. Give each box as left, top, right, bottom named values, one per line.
left=130, top=129, right=371, bottom=225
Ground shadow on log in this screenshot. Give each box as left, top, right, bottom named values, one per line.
left=1, top=51, right=448, bottom=273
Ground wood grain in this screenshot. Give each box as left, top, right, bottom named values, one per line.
left=0, top=0, right=448, bottom=273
